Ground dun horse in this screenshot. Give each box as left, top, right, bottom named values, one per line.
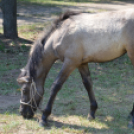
left=17, top=9, right=134, bottom=127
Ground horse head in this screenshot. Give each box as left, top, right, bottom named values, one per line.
left=17, top=68, right=42, bottom=119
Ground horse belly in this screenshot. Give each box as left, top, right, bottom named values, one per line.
left=84, top=48, right=125, bottom=63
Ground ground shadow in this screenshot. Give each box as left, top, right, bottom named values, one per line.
left=0, top=33, right=33, bottom=44
left=0, top=33, right=33, bottom=53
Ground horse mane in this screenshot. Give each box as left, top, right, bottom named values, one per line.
left=27, top=11, right=81, bottom=78
left=41, top=11, right=80, bottom=45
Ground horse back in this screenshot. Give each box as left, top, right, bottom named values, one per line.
left=51, top=9, right=134, bottom=63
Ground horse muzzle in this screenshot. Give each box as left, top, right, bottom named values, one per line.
left=19, top=105, right=34, bottom=119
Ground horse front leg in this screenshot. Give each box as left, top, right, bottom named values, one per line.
left=78, top=63, right=98, bottom=120
left=39, top=59, right=76, bottom=126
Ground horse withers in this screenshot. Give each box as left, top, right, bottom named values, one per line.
left=17, top=9, right=134, bottom=127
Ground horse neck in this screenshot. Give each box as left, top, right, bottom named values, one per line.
left=32, top=47, right=57, bottom=93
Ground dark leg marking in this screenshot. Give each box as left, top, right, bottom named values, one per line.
left=78, top=63, right=98, bottom=120
left=39, top=60, right=76, bottom=126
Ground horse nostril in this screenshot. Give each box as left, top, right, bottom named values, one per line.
left=19, top=105, right=34, bottom=119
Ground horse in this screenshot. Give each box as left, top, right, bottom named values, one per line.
left=17, top=9, right=134, bottom=127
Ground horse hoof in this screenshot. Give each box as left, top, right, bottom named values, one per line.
left=88, top=113, right=95, bottom=121
left=39, top=120, right=48, bottom=127
left=128, top=121, right=134, bottom=129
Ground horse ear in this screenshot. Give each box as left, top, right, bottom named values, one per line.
left=17, top=76, right=31, bottom=83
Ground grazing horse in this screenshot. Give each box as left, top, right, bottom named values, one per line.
left=17, top=9, right=134, bottom=127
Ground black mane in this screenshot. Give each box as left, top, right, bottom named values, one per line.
left=26, top=11, right=80, bottom=79
left=41, top=11, right=80, bottom=45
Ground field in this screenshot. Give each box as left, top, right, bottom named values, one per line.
left=1, top=0, right=134, bottom=134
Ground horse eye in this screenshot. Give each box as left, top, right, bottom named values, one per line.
left=23, top=89, right=27, bottom=94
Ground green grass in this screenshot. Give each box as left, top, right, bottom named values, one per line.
left=17, top=0, right=134, bottom=7
left=1, top=47, right=134, bottom=133
left=18, top=0, right=78, bottom=7
left=18, top=23, right=48, bottom=40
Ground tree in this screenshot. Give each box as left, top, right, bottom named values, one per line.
left=0, top=0, right=18, bottom=39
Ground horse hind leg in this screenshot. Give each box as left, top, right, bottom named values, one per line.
left=78, top=63, right=98, bottom=120
left=39, top=59, right=77, bottom=126
left=126, top=47, right=134, bottom=128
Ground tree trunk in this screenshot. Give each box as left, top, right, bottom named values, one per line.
left=1, top=0, right=18, bottom=39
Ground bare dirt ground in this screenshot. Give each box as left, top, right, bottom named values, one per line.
left=0, top=95, right=20, bottom=110
left=0, top=1, right=134, bottom=26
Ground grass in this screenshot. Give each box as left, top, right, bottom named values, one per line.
left=18, top=0, right=78, bottom=7
left=18, top=23, right=48, bottom=40
left=1, top=26, right=134, bottom=133
left=18, top=0, right=134, bottom=6
left=1, top=2, right=134, bottom=133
